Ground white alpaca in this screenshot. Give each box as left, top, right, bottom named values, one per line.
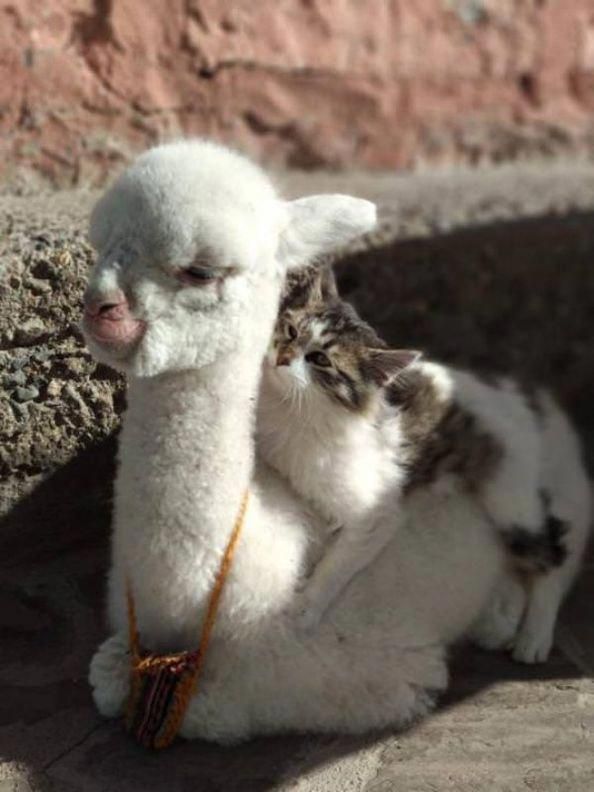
left=84, top=141, right=590, bottom=743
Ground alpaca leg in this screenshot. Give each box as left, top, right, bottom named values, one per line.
left=180, top=683, right=252, bottom=745
left=181, top=640, right=448, bottom=744
left=88, top=633, right=130, bottom=717
left=469, top=575, right=526, bottom=651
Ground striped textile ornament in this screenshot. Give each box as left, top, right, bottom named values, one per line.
left=124, top=491, right=249, bottom=750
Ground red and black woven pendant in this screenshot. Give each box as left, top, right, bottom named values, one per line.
left=123, top=491, right=249, bottom=750
left=126, top=650, right=200, bottom=750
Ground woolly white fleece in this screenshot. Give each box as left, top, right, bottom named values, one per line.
left=85, top=140, right=590, bottom=742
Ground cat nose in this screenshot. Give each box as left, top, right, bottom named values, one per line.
left=276, top=350, right=294, bottom=367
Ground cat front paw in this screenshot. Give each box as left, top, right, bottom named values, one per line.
left=512, top=622, right=554, bottom=664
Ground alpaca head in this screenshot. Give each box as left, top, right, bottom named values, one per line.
left=83, top=140, right=377, bottom=378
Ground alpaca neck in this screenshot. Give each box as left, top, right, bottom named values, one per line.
left=117, top=351, right=259, bottom=582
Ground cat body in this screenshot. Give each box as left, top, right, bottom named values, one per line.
left=258, top=365, right=404, bottom=530
left=257, top=268, right=588, bottom=660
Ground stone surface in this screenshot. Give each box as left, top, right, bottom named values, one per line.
left=5, top=1, right=594, bottom=185
left=2, top=164, right=594, bottom=789
left=0, top=193, right=125, bottom=515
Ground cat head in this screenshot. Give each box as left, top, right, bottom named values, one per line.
left=265, top=267, right=420, bottom=413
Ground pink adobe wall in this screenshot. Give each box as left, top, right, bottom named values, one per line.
left=3, top=0, right=594, bottom=183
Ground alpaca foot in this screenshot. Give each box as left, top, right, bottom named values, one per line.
left=180, top=685, right=250, bottom=745
left=89, top=633, right=130, bottom=718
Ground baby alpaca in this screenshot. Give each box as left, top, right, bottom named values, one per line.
left=257, top=267, right=588, bottom=660
left=84, top=140, right=588, bottom=745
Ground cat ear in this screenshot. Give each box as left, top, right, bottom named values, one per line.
left=277, top=195, right=377, bottom=272
left=307, top=265, right=339, bottom=303
left=281, top=264, right=339, bottom=310
left=319, top=266, right=339, bottom=300
left=366, top=349, right=421, bottom=386
left=281, top=266, right=338, bottom=312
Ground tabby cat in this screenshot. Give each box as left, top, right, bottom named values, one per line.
left=257, top=266, right=579, bottom=662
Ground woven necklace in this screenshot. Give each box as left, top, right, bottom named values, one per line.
left=125, top=490, right=249, bottom=749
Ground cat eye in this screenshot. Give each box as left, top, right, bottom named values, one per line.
left=285, top=323, right=297, bottom=341
left=305, top=351, right=331, bottom=368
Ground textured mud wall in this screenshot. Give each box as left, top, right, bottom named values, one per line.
left=5, top=0, right=594, bottom=185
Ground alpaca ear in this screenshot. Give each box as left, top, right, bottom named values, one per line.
left=277, top=195, right=377, bottom=271
left=367, top=349, right=422, bottom=386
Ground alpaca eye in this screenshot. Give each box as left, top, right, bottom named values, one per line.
left=185, top=265, right=217, bottom=283
left=285, top=323, right=297, bottom=341
left=305, top=351, right=331, bottom=368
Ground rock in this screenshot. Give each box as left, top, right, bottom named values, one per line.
left=14, top=318, right=46, bottom=346
left=27, top=277, right=52, bottom=294
left=10, top=401, right=29, bottom=421
left=10, top=355, right=29, bottom=371
left=7, top=370, right=27, bottom=387
left=63, top=382, right=86, bottom=407
left=62, top=356, right=89, bottom=375
left=46, top=379, right=63, bottom=398
left=13, top=385, right=39, bottom=402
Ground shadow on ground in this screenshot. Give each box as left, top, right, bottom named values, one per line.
left=2, top=210, right=594, bottom=791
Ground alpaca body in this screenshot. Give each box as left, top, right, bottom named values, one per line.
left=94, top=361, right=505, bottom=741
left=85, top=140, right=590, bottom=743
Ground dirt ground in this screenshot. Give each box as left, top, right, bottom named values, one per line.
left=2, top=162, right=594, bottom=791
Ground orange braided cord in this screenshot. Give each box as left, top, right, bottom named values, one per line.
left=126, top=579, right=140, bottom=661
left=187, top=489, right=249, bottom=692
left=125, top=490, right=249, bottom=749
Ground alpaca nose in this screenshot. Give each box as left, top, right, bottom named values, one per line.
left=84, top=290, right=129, bottom=320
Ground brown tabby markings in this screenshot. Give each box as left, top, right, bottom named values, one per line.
left=281, top=264, right=338, bottom=312
left=388, top=369, right=566, bottom=573
left=387, top=368, right=504, bottom=497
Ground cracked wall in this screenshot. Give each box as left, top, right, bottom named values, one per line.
left=4, top=0, right=594, bottom=185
